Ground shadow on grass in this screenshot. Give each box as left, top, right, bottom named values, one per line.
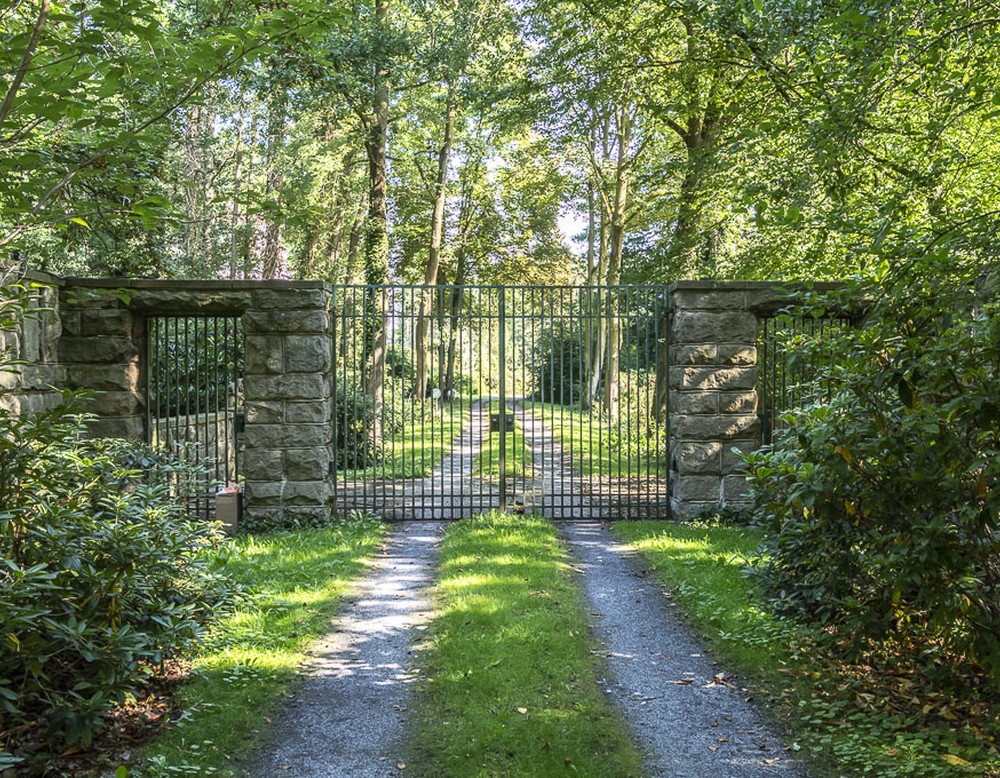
left=138, top=522, right=383, bottom=777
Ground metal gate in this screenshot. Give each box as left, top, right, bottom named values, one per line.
left=332, top=285, right=669, bottom=520
left=146, top=315, right=244, bottom=519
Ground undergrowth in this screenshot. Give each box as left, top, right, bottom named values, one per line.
left=134, top=514, right=384, bottom=777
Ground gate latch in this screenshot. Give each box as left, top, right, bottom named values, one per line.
left=490, top=413, right=514, bottom=433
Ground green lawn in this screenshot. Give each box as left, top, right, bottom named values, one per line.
left=406, top=513, right=643, bottom=777
left=530, top=401, right=664, bottom=478
left=137, top=517, right=384, bottom=777
left=473, top=417, right=535, bottom=480
left=613, top=520, right=1000, bottom=778
left=343, top=399, right=469, bottom=480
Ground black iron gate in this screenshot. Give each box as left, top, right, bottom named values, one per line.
left=146, top=315, right=244, bottom=519
left=332, top=285, right=670, bottom=520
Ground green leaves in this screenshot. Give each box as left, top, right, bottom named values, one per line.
left=747, top=260, right=1000, bottom=680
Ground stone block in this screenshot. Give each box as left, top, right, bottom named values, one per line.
left=671, top=289, right=747, bottom=311
left=242, top=449, right=284, bottom=480
left=673, top=392, right=718, bottom=415
left=85, top=415, right=143, bottom=440
left=244, top=310, right=330, bottom=335
left=282, top=480, right=332, bottom=505
left=673, top=344, right=718, bottom=365
left=285, top=506, right=334, bottom=524
left=672, top=311, right=757, bottom=344
left=671, top=413, right=759, bottom=441
left=723, top=475, right=751, bottom=503
left=79, top=309, right=133, bottom=337
left=285, top=335, right=331, bottom=373
left=718, top=344, right=756, bottom=366
left=128, top=290, right=250, bottom=314
left=59, top=310, right=82, bottom=337
left=242, top=507, right=284, bottom=528
left=672, top=366, right=757, bottom=391
left=719, top=391, right=757, bottom=415
left=670, top=499, right=719, bottom=520
left=60, top=335, right=137, bottom=365
left=245, top=481, right=285, bottom=503
left=244, top=401, right=283, bottom=424
left=243, top=423, right=329, bottom=449
left=253, top=288, right=329, bottom=311
left=243, top=373, right=329, bottom=402
left=85, top=390, right=143, bottom=416
left=66, top=363, right=138, bottom=392
left=672, top=441, right=722, bottom=475
left=723, top=441, right=758, bottom=475
left=285, top=401, right=329, bottom=424
left=673, top=475, right=721, bottom=502
left=244, top=335, right=284, bottom=374
left=285, top=448, right=330, bottom=481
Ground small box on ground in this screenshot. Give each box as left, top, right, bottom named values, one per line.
left=215, top=492, right=242, bottom=531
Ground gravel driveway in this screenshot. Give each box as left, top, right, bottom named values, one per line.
left=243, top=522, right=443, bottom=778
left=561, top=520, right=808, bottom=778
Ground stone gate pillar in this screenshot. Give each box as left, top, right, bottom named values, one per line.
left=668, top=282, right=761, bottom=518
left=242, top=284, right=334, bottom=527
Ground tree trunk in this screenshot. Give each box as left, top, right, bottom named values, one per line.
left=362, top=0, right=391, bottom=434
left=415, top=84, right=457, bottom=403
left=603, top=106, right=631, bottom=419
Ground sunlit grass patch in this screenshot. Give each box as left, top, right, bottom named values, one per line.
left=407, top=512, right=642, bottom=777
left=614, top=520, right=1000, bottom=778
left=533, top=401, right=663, bottom=477
left=137, top=517, right=384, bottom=777
left=474, top=422, right=536, bottom=480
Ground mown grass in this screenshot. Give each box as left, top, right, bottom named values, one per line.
left=137, top=517, right=384, bottom=777
left=474, top=420, right=535, bottom=480
left=406, top=513, right=643, bottom=777
left=344, top=399, right=468, bottom=479
left=613, top=520, right=1000, bottom=778
left=533, top=402, right=663, bottom=478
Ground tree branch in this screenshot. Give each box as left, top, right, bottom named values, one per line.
left=0, top=0, right=51, bottom=137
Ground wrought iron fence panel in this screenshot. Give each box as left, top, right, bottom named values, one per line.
left=146, top=315, right=244, bottom=519
left=332, top=285, right=670, bottom=520
left=757, top=312, right=851, bottom=445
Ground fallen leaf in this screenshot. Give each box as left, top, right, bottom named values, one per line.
left=941, top=754, right=972, bottom=767
left=671, top=679, right=694, bottom=685
left=396, top=762, right=407, bottom=770
left=517, top=707, right=528, bottom=715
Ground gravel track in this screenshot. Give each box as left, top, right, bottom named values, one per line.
left=244, top=522, right=443, bottom=778
left=561, top=520, right=808, bottom=778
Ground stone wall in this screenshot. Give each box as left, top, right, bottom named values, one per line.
left=2, top=273, right=335, bottom=527
left=5, top=270, right=823, bottom=524
left=0, top=271, right=65, bottom=416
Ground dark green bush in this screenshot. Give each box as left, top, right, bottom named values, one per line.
left=333, top=384, right=382, bottom=469
left=745, top=258, right=1000, bottom=677
left=0, top=279, right=231, bottom=770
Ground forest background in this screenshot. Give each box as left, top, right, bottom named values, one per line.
left=2, top=0, right=1000, bottom=287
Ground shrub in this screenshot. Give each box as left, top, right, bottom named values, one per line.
left=333, top=384, right=382, bottom=469
left=0, top=278, right=231, bottom=770
left=745, top=257, right=1000, bottom=677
